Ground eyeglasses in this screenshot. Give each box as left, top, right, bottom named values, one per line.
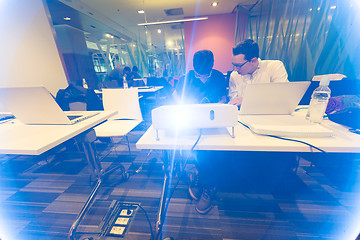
left=232, top=60, right=248, bottom=70
left=195, top=70, right=212, bottom=79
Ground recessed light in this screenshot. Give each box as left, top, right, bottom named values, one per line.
left=138, top=10, right=145, bottom=14
left=157, top=29, right=162, bottom=34
left=211, top=2, right=218, bottom=7
left=64, top=17, right=71, bottom=21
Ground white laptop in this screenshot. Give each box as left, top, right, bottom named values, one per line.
left=239, top=81, right=311, bottom=115
left=238, top=81, right=334, bottom=137
left=0, top=86, right=99, bottom=125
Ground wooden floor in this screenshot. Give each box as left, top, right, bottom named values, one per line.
left=1, top=123, right=360, bottom=240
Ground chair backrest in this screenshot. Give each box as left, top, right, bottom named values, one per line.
left=101, top=80, right=120, bottom=88
left=102, top=88, right=143, bottom=121
left=69, top=102, right=87, bottom=111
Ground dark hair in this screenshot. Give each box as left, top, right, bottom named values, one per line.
left=132, top=66, right=138, bottom=72
left=193, top=50, right=214, bottom=75
left=232, top=39, right=259, bottom=61
left=123, top=66, right=131, bottom=74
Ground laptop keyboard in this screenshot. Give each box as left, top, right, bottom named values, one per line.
left=0, top=113, right=15, bottom=121
left=67, top=115, right=82, bottom=121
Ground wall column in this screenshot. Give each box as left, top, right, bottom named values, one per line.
left=54, top=25, right=98, bottom=88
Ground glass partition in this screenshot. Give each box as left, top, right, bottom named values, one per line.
left=46, top=0, right=185, bottom=89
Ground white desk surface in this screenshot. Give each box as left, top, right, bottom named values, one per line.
left=0, top=111, right=116, bottom=155
left=135, top=86, right=163, bottom=93
left=94, top=86, right=163, bottom=94
left=136, top=113, right=360, bottom=153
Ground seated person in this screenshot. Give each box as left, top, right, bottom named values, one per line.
left=123, top=66, right=135, bottom=87
left=131, top=66, right=142, bottom=79
left=228, top=39, right=288, bottom=106
left=173, top=50, right=228, bottom=214
left=130, top=66, right=145, bottom=87
left=106, top=67, right=122, bottom=88
left=173, top=50, right=227, bottom=104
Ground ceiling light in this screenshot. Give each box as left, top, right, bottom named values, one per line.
left=330, top=5, right=336, bottom=9
left=211, top=2, right=218, bottom=7
left=105, top=33, right=112, bottom=38
left=138, top=17, right=208, bottom=26
left=64, top=17, right=71, bottom=21
left=157, top=29, right=162, bottom=34
left=138, top=10, right=145, bottom=14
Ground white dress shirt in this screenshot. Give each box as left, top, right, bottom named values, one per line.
left=229, top=59, right=289, bottom=99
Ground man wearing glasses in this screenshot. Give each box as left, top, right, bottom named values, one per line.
left=173, top=50, right=227, bottom=104
left=228, top=39, right=288, bottom=106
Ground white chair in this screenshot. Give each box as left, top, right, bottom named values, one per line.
left=94, top=88, right=143, bottom=152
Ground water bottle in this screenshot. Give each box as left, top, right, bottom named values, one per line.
left=123, top=76, right=128, bottom=89
left=306, top=76, right=331, bottom=123
left=82, top=78, right=88, bottom=89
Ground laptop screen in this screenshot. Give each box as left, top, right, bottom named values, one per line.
left=239, top=81, right=310, bottom=115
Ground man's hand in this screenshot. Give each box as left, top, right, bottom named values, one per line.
left=228, top=97, right=243, bottom=106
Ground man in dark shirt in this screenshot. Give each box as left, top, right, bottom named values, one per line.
left=173, top=50, right=227, bottom=104
left=173, top=50, right=227, bottom=214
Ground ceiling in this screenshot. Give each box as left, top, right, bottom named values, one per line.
left=50, top=0, right=261, bottom=52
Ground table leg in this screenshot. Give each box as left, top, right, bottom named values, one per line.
left=155, top=150, right=172, bottom=239
left=68, top=178, right=102, bottom=239
left=76, top=129, right=102, bottom=179
left=68, top=129, right=104, bottom=239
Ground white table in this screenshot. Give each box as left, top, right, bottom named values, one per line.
left=136, top=110, right=360, bottom=237
left=136, top=111, right=360, bottom=153
left=0, top=111, right=118, bottom=239
left=134, top=86, right=163, bottom=93
left=94, top=86, right=163, bottom=94
left=0, top=111, right=116, bottom=155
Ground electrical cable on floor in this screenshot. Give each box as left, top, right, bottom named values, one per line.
left=238, top=120, right=327, bottom=153
left=134, top=149, right=153, bottom=174
left=137, top=204, right=155, bottom=240
left=155, top=131, right=202, bottom=240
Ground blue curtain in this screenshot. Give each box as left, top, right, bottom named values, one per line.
left=236, top=0, right=360, bottom=81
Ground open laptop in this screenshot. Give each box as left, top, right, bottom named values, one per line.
left=0, top=86, right=99, bottom=125
left=238, top=81, right=334, bottom=137
left=239, top=81, right=311, bottom=115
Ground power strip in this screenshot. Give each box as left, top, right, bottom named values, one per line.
left=100, top=201, right=140, bottom=238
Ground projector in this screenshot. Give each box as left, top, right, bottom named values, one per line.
left=152, top=104, right=238, bottom=140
